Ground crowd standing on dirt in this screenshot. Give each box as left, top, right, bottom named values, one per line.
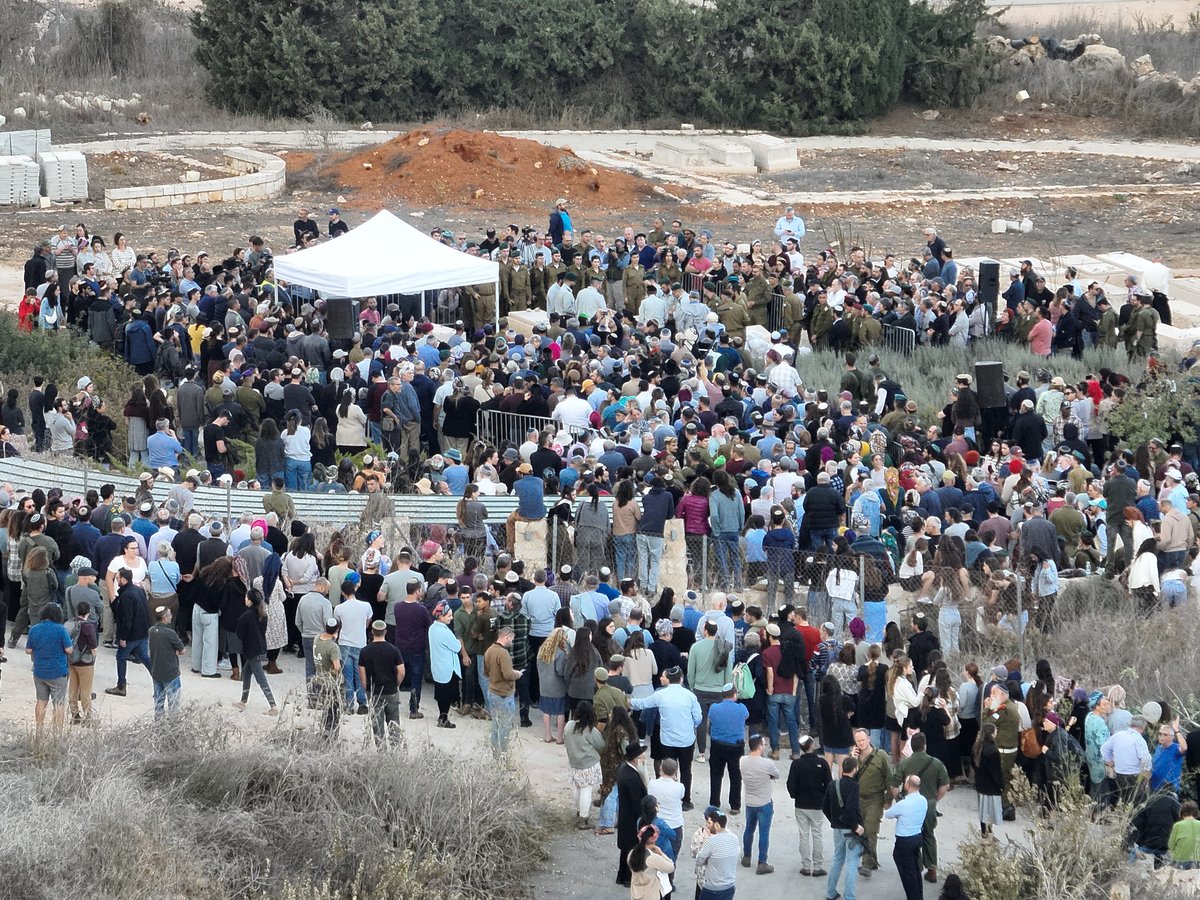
left=6, top=202, right=1200, bottom=898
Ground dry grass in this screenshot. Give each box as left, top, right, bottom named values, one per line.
left=0, top=711, right=550, bottom=899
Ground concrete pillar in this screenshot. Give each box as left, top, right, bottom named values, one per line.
left=658, top=518, right=689, bottom=599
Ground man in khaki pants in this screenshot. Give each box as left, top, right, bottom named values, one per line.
left=850, top=728, right=892, bottom=878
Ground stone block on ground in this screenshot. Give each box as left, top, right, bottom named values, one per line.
left=698, top=137, right=755, bottom=168
left=743, top=133, right=798, bottom=172
left=514, top=518, right=548, bottom=571
left=653, top=140, right=707, bottom=169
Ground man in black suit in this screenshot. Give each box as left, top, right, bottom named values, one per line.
left=615, top=742, right=648, bottom=887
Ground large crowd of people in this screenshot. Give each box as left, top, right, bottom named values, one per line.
left=5, top=201, right=1199, bottom=899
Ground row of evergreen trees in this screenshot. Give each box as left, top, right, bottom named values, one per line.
left=192, top=0, right=996, bottom=132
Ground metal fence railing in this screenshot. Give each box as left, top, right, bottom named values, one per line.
left=883, top=324, right=917, bottom=354
left=475, top=409, right=588, bottom=451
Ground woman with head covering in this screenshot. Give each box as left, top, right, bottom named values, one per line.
left=256, top=549, right=288, bottom=674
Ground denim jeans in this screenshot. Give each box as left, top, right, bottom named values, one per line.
left=491, top=693, right=516, bottom=755
left=863, top=600, right=887, bottom=644
left=181, top=426, right=199, bottom=457
left=285, top=458, right=312, bottom=492
left=806, top=587, right=830, bottom=628
left=712, top=532, right=739, bottom=585
left=698, top=887, right=735, bottom=900
left=153, top=677, right=181, bottom=719
left=341, top=645, right=366, bottom=706
left=767, top=693, right=799, bottom=752
left=116, top=638, right=152, bottom=686
left=827, top=828, right=864, bottom=900
left=1163, top=579, right=1188, bottom=608
left=811, top=527, right=839, bottom=550
left=635, top=533, right=664, bottom=594
left=401, top=650, right=425, bottom=714
left=191, top=608, right=219, bottom=675
left=128, top=448, right=149, bottom=468
left=613, top=534, right=636, bottom=583
left=939, top=605, right=961, bottom=655
left=796, top=671, right=817, bottom=730
left=831, top=597, right=857, bottom=638
left=302, top=636, right=316, bottom=684
left=743, top=801, right=774, bottom=863
left=597, top=786, right=618, bottom=828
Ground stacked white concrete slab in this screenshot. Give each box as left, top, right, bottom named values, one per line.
left=6, top=129, right=50, bottom=158
left=743, top=133, right=798, bottom=172
left=37, top=150, right=88, bottom=201
left=699, top=137, right=755, bottom=168
left=0, top=155, right=39, bottom=206
left=654, top=139, right=708, bottom=168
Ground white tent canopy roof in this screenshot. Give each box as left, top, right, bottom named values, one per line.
left=272, top=209, right=499, bottom=297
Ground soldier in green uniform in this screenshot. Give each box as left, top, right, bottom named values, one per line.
left=1096, top=296, right=1119, bottom=348
left=623, top=259, right=647, bottom=315
left=529, top=255, right=549, bottom=310
left=744, top=265, right=770, bottom=328
left=892, top=732, right=950, bottom=883
left=808, top=291, right=834, bottom=351
left=508, top=256, right=532, bottom=312
left=850, top=728, right=893, bottom=876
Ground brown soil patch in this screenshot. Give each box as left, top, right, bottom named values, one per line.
left=321, top=127, right=685, bottom=210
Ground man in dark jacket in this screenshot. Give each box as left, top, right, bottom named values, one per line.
left=822, top=752, right=866, bottom=900
left=636, top=476, right=676, bottom=597
left=804, top=472, right=846, bottom=549
left=1130, top=789, right=1181, bottom=868
left=906, top=613, right=940, bottom=676
left=1104, top=460, right=1138, bottom=572
left=1010, top=400, right=1047, bottom=461
left=104, top=568, right=152, bottom=697
left=788, top=734, right=833, bottom=876
left=615, top=742, right=649, bottom=887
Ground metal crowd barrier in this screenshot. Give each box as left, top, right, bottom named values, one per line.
left=883, top=324, right=917, bottom=355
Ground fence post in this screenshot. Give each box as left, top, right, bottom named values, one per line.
left=701, top=537, right=709, bottom=592
left=550, top=516, right=558, bottom=575
left=858, top=553, right=866, bottom=611
left=225, top=482, right=232, bottom=528
left=1016, top=574, right=1026, bottom=665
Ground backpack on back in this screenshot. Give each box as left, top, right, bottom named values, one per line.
left=733, top=653, right=758, bottom=699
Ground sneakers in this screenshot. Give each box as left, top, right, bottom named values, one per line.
left=356, top=704, right=369, bottom=715
left=201, top=672, right=222, bottom=679
left=857, top=865, right=873, bottom=878
left=756, top=863, right=774, bottom=875
left=768, top=750, right=780, bottom=761
left=681, top=801, right=694, bottom=812
left=696, top=753, right=706, bottom=764
left=264, top=707, right=279, bottom=717
left=519, top=717, right=533, bottom=728
left=217, top=658, right=232, bottom=671
left=436, top=717, right=457, bottom=729
left=810, top=868, right=827, bottom=877
left=233, top=701, right=247, bottom=711
left=740, top=856, right=751, bottom=869
left=409, top=711, right=425, bottom=720
left=104, top=685, right=126, bottom=697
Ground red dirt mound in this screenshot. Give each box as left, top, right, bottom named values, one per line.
left=323, top=127, right=675, bottom=210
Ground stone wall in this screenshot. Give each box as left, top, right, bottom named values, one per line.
left=103, top=147, right=285, bottom=210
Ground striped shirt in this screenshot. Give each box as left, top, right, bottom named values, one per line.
left=695, top=830, right=740, bottom=889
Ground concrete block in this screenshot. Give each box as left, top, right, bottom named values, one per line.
left=653, top=140, right=707, bottom=169
left=184, top=170, right=200, bottom=183
left=698, top=137, right=755, bottom=168
left=221, top=189, right=235, bottom=201
left=184, top=193, right=200, bottom=204
left=743, top=133, right=798, bottom=172
left=657, top=519, right=689, bottom=598
left=514, top=519, right=547, bottom=570
left=146, top=185, right=165, bottom=197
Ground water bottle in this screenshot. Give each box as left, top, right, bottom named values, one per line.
left=1085, top=562, right=1092, bottom=576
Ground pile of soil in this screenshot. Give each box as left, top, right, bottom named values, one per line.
left=323, top=127, right=676, bottom=210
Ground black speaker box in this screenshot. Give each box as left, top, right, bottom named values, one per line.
left=975, top=360, right=1006, bottom=408
left=326, top=298, right=359, bottom=340
left=978, top=261, right=1000, bottom=306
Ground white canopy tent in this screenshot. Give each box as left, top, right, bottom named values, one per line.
left=272, top=209, right=501, bottom=324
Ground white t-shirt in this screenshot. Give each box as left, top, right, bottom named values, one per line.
left=108, top=555, right=148, bottom=586
left=335, top=597, right=373, bottom=649
left=648, top=776, right=686, bottom=828
left=283, top=426, right=312, bottom=461
left=825, top=567, right=859, bottom=602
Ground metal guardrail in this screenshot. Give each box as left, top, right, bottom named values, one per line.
left=476, top=409, right=589, bottom=451
left=0, top=457, right=533, bottom=525
left=883, top=324, right=917, bottom=354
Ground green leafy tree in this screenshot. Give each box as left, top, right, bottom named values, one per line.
left=904, top=0, right=999, bottom=106
left=1105, top=367, right=1200, bottom=450
left=192, top=0, right=431, bottom=120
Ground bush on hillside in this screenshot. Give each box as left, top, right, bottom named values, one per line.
left=0, top=712, right=548, bottom=899
left=191, top=0, right=995, bottom=131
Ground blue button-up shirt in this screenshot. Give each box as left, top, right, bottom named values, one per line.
left=708, top=699, right=749, bottom=744
left=632, top=683, right=702, bottom=748
left=885, top=791, right=929, bottom=837
left=521, top=586, right=561, bottom=638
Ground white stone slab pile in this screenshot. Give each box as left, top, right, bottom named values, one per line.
left=0, top=155, right=40, bottom=205
left=37, top=150, right=88, bottom=201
